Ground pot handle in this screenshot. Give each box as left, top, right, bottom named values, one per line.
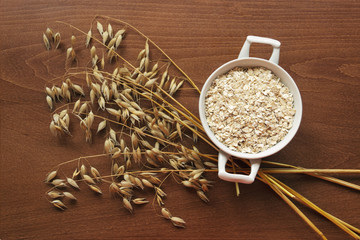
left=238, top=35, right=281, bottom=64
left=218, top=151, right=261, bottom=184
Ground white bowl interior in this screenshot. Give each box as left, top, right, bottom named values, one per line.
left=199, top=57, right=302, bottom=159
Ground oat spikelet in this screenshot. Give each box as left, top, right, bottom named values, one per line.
left=90, top=89, right=96, bottom=105
left=136, top=147, right=142, bottom=162
left=45, top=170, right=57, bottom=182
left=111, top=148, right=121, bottom=159
left=155, top=187, right=167, bottom=197
left=115, top=34, right=122, bottom=49
left=161, top=208, right=172, bottom=219
left=156, top=195, right=164, bottom=206
left=142, top=179, right=154, bottom=188
left=132, top=198, right=149, bottom=205
left=107, top=23, right=113, bottom=38
left=66, top=47, right=76, bottom=62
left=47, top=190, right=63, bottom=199
left=109, top=128, right=117, bottom=142
left=102, top=31, right=109, bottom=44
left=85, top=71, right=92, bottom=87
left=107, top=37, right=116, bottom=49
left=90, top=46, right=96, bottom=58
left=106, top=108, right=121, bottom=119
left=137, top=49, right=145, bottom=61
left=51, top=200, right=67, bottom=210
left=144, top=78, right=157, bottom=88
left=134, top=177, right=144, bottom=189
left=85, top=29, right=92, bottom=48
left=96, top=21, right=104, bottom=35
left=79, top=102, right=88, bottom=114
left=109, top=182, right=120, bottom=195
left=98, top=96, right=106, bottom=110
left=139, top=57, right=146, bottom=71
left=104, top=138, right=113, bottom=153
left=53, top=32, right=61, bottom=49
left=204, top=161, right=217, bottom=168
left=70, top=35, right=76, bottom=47
left=123, top=198, right=133, bottom=213
left=45, top=87, right=55, bottom=99
left=63, top=192, right=77, bottom=200
left=190, top=168, right=203, bottom=177
left=170, top=216, right=186, bottom=228
left=145, top=39, right=149, bottom=56
left=72, top=84, right=85, bottom=96
left=176, top=122, right=182, bottom=140
left=51, top=179, right=66, bottom=187
left=46, top=96, right=53, bottom=110
left=72, top=168, right=80, bottom=179
left=90, top=166, right=101, bottom=181
left=80, top=164, right=86, bottom=176
left=100, top=53, right=105, bottom=70
left=89, top=184, right=102, bottom=194
left=181, top=180, right=194, bottom=188
left=45, top=28, right=53, bottom=40
left=117, top=166, right=125, bottom=176
left=144, top=56, right=150, bottom=72
left=63, top=114, right=70, bottom=129
left=131, top=133, right=138, bottom=148
left=107, top=46, right=116, bottom=63
left=67, top=177, right=80, bottom=189
left=175, top=80, right=184, bottom=93
left=83, top=174, right=96, bottom=185
left=197, top=190, right=209, bottom=203
left=73, top=99, right=81, bottom=113
left=85, top=129, right=92, bottom=143
left=96, top=119, right=107, bottom=133
left=49, top=121, right=58, bottom=137
left=114, top=29, right=125, bottom=39
left=43, top=33, right=51, bottom=50
left=87, top=111, right=94, bottom=128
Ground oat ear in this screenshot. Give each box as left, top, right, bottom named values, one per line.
left=43, top=33, right=51, bottom=50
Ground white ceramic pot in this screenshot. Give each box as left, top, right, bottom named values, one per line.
left=199, top=36, right=302, bottom=184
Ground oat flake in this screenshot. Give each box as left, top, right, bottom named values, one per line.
left=204, top=67, right=296, bottom=154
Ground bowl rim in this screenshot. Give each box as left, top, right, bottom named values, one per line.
left=199, top=57, right=303, bottom=159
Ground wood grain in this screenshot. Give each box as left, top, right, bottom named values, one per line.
left=1, top=0, right=359, bottom=239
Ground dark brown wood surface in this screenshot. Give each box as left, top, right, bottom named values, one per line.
left=1, top=0, right=359, bottom=239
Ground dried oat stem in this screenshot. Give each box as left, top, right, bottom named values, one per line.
left=265, top=170, right=360, bottom=191
left=237, top=158, right=359, bottom=238
left=262, top=168, right=360, bottom=174
left=266, top=174, right=360, bottom=239
left=262, top=160, right=360, bottom=191
left=260, top=169, right=360, bottom=191
left=217, top=165, right=360, bottom=191
left=229, top=157, right=240, bottom=196
left=259, top=171, right=327, bottom=240
left=53, top=153, right=108, bottom=168
left=89, top=169, right=218, bottom=180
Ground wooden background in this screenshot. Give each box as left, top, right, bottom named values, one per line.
left=1, top=0, right=359, bottom=239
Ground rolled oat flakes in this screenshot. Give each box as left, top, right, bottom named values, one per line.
left=204, top=67, right=296, bottom=154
